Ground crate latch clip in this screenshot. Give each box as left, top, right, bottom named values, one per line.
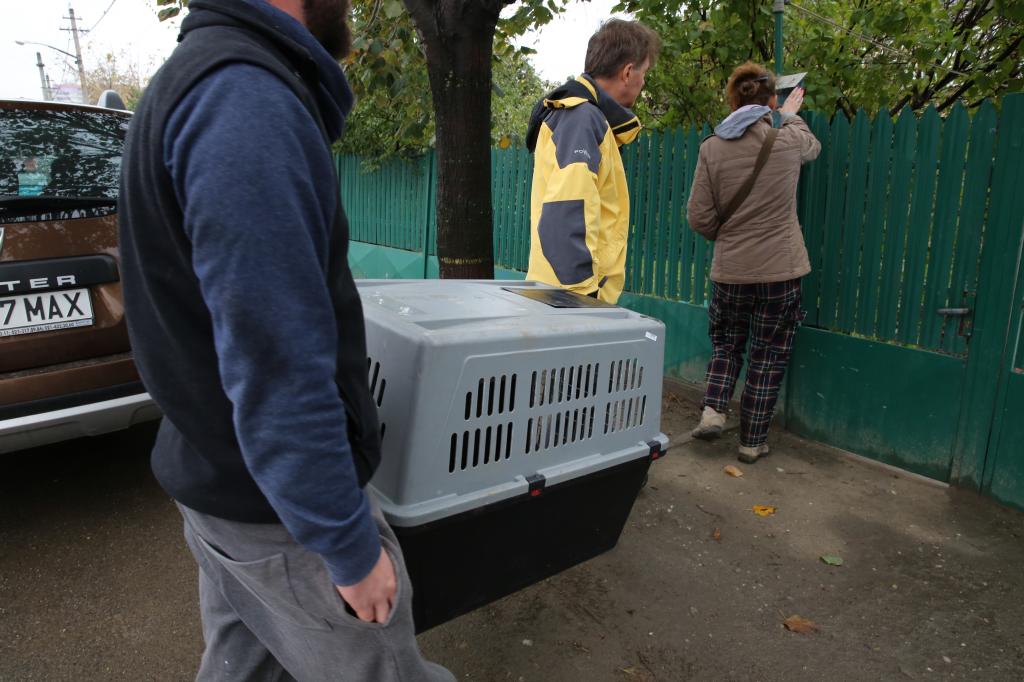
left=527, top=473, right=546, bottom=497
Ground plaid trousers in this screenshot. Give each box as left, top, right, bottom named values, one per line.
left=702, top=279, right=805, bottom=447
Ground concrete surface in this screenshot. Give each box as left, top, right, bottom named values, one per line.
left=2, top=383, right=1023, bottom=681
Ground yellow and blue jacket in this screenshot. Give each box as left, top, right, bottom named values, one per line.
left=525, top=74, right=641, bottom=303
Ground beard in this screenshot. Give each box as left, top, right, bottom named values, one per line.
left=303, top=0, right=352, bottom=60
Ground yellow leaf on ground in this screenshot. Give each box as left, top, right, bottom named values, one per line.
left=752, top=505, right=776, bottom=517
left=783, top=615, right=819, bottom=634
left=724, top=464, right=744, bottom=477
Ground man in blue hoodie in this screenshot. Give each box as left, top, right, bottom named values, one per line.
left=119, top=0, right=454, bottom=678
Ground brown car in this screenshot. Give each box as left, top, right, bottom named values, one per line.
left=0, top=98, right=159, bottom=453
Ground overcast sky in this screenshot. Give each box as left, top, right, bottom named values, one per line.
left=516, top=0, right=628, bottom=83
left=0, top=0, right=627, bottom=102
left=1, top=0, right=182, bottom=101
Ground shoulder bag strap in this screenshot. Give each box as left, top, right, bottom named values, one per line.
left=718, top=127, right=779, bottom=224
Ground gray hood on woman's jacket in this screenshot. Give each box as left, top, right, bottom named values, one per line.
left=714, top=104, right=773, bottom=139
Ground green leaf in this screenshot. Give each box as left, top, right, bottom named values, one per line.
left=157, top=7, right=181, bottom=21
left=383, top=0, right=404, bottom=19
left=820, top=555, right=844, bottom=567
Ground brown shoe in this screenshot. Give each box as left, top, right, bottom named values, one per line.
left=691, top=406, right=726, bottom=440
left=737, top=443, right=770, bottom=463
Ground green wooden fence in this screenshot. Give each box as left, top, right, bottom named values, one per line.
left=339, top=154, right=434, bottom=253
left=340, top=94, right=1024, bottom=510
left=341, top=100, right=1005, bottom=357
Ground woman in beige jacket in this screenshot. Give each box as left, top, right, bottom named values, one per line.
left=686, top=62, right=821, bottom=463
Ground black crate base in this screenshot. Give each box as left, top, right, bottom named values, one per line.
left=392, top=456, right=653, bottom=633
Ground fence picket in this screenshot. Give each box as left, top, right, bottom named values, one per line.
left=693, top=123, right=713, bottom=304
left=856, top=112, right=894, bottom=338
left=946, top=102, right=997, bottom=355
left=819, top=113, right=851, bottom=329
left=900, top=106, right=941, bottom=346
left=801, top=112, right=831, bottom=326
left=519, top=149, right=533, bottom=271
left=680, top=126, right=700, bottom=303
left=644, top=130, right=664, bottom=295
left=629, top=135, right=650, bottom=294
left=655, top=130, right=674, bottom=298
left=838, top=110, right=871, bottom=332
left=666, top=128, right=687, bottom=300
left=500, top=148, right=514, bottom=267
left=877, top=108, right=918, bottom=340
left=922, top=104, right=969, bottom=350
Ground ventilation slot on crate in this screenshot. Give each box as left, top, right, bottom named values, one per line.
left=448, top=423, right=515, bottom=473
left=465, top=374, right=518, bottom=420
left=607, top=358, right=644, bottom=394
left=525, top=405, right=597, bottom=454
left=603, top=395, right=647, bottom=434
left=368, top=358, right=387, bottom=407
left=529, top=363, right=600, bottom=408
left=367, top=358, right=388, bottom=443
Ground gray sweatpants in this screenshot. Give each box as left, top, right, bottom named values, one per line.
left=178, top=500, right=455, bottom=682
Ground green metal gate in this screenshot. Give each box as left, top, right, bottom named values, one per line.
left=783, top=95, right=1024, bottom=496
left=950, top=94, right=1024, bottom=505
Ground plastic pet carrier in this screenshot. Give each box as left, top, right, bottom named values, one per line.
left=359, top=280, right=668, bottom=632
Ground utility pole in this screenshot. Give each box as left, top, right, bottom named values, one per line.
left=774, top=0, right=786, bottom=75
left=62, top=6, right=89, bottom=102
left=34, top=52, right=51, bottom=101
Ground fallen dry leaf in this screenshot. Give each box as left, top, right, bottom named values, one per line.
left=712, top=527, right=722, bottom=541
left=724, top=464, right=744, bottom=477
left=752, top=505, right=777, bottom=517
left=783, top=615, right=819, bottom=634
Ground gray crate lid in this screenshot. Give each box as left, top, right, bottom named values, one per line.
left=358, top=280, right=653, bottom=337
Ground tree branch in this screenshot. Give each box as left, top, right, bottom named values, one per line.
left=937, top=78, right=975, bottom=111
left=889, top=93, right=912, bottom=115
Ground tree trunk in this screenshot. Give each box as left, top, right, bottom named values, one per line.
left=403, top=0, right=502, bottom=279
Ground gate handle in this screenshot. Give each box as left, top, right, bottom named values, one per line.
left=937, top=307, right=971, bottom=316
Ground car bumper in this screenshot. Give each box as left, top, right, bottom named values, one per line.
left=0, top=392, right=161, bottom=453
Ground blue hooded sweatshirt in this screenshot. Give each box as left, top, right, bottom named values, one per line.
left=160, top=0, right=380, bottom=587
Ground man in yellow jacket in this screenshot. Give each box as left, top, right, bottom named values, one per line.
left=525, top=19, right=660, bottom=304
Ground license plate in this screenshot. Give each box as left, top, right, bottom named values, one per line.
left=0, top=288, right=94, bottom=337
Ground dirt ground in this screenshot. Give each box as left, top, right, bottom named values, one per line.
left=2, top=382, right=1024, bottom=681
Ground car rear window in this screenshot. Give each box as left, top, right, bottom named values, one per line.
left=0, top=106, right=128, bottom=221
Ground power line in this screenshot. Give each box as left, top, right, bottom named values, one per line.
left=50, top=37, right=76, bottom=99
left=787, top=1, right=971, bottom=78
left=89, top=0, right=119, bottom=33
